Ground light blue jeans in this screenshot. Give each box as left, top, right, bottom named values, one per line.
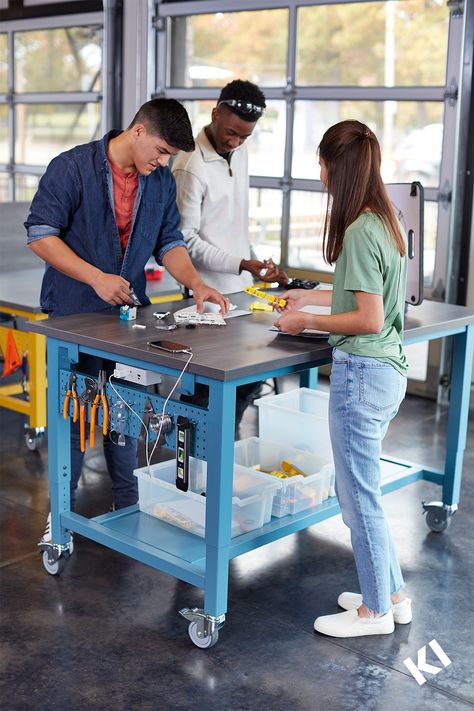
left=329, top=348, right=407, bottom=615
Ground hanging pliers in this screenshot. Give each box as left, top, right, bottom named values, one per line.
left=89, top=370, right=109, bottom=448
left=79, top=377, right=97, bottom=453
left=63, top=373, right=78, bottom=423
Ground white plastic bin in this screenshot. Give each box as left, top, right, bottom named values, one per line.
left=234, top=437, right=333, bottom=517
left=255, top=388, right=332, bottom=462
left=134, top=457, right=281, bottom=538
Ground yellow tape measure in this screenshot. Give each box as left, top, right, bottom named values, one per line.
left=244, top=286, right=287, bottom=309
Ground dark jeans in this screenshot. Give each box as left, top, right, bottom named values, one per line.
left=70, top=355, right=138, bottom=510
left=181, top=381, right=262, bottom=431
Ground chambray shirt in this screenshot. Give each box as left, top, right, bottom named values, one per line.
left=25, top=130, right=186, bottom=317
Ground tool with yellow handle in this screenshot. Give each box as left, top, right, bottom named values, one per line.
left=244, top=286, right=287, bottom=309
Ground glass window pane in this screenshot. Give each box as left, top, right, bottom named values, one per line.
left=183, top=99, right=285, bottom=178
left=0, top=33, right=7, bottom=93
left=14, top=26, right=102, bottom=93
left=292, top=101, right=444, bottom=188
left=0, top=104, right=8, bottom=163
left=248, top=101, right=285, bottom=178
left=169, top=10, right=288, bottom=88
left=15, top=103, right=101, bottom=166
left=0, top=173, right=9, bottom=201
left=297, top=1, right=449, bottom=87
left=288, top=190, right=329, bottom=273
left=183, top=99, right=214, bottom=135
left=15, top=174, right=40, bottom=202
left=249, top=188, right=283, bottom=262
left=288, top=190, right=437, bottom=288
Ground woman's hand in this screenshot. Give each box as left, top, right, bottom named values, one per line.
left=275, top=289, right=310, bottom=313
left=274, top=310, right=311, bottom=335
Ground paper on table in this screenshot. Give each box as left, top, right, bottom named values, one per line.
left=174, top=301, right=251, bottom=319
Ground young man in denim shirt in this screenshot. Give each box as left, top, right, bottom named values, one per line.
left=26, top=99, right=228, bottom=540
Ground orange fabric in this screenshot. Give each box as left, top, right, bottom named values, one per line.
left=109, top=158, right=139, bottom=257
left=2, top=331, right=22, bottom=377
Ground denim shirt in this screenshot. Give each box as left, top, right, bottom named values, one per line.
left=25, top=130, right=186, bottom=317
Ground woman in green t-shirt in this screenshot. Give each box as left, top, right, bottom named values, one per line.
left=274, top=120, right=412, bottom=638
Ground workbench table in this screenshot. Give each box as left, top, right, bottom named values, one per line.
left=30, top=295, right=474, bottom=647
left=0, top=267, right=47, bottom=449
left=0, top=262, right=182, bottom=450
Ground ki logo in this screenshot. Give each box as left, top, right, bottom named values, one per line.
left=403, top=639, right=452, bottom=686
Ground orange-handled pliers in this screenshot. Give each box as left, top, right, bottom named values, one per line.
left=63, top=373, right=78, bottom=422
left=90, top=370, right=109, bottom=448
left=79, top=378, right=97, bottom=453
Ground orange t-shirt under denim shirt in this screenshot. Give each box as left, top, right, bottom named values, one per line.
left=109, top=158, right=139, bottom=257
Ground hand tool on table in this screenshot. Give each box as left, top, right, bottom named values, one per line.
left=244, top=286, right=287, bottom=309
left=79, top=377, right=97, bottom=453
left=90, top=369, right=109, bottom=448
left=63, top=372, right=78, bottom=422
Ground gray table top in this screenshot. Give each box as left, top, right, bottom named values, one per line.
left=28, top=294, right=474, bottom=381
left=0, top=267, right=181, bottom=314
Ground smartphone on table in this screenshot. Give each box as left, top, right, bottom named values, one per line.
left=147, top=340, right=191, bottom=353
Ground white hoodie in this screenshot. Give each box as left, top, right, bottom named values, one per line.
left=172, top=127, right=256, bottom=294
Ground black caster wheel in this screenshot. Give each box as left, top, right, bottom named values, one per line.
left=188, top=622, right=219, bottom=649
left=42, top=550, right=67, bottom=575
left=426, top=508, right=451, bottom=533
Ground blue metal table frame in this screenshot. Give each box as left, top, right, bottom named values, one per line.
left=30, top=298, right=474, bottom=646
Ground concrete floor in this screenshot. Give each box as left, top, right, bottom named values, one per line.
left=1, top=378, right=473, bottom=711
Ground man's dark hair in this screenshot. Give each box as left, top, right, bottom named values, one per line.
left=129, top=98, right=195, bottom=152
left=218, top=80, right=266, bottom=123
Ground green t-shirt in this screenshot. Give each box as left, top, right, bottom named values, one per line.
left=328, top=212, right=408, bottom=375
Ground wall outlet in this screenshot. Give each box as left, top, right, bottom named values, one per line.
left=114, top=363, right=162, bottom=386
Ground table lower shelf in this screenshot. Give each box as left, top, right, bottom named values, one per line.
left=62, top=456, right=439, bottom=592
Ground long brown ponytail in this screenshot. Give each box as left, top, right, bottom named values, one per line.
left=318, top=120, right=406, bottom=264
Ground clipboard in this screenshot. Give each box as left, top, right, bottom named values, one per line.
left=386, top=181, right=424, bottom=306
left=269, top=327, right=329, bottom=340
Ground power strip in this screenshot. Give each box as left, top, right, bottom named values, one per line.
left=114, top=363, right=162, bottom=386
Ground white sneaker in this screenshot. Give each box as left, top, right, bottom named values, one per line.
left=337, top=592, right=412, bottom=624
left=40, top=512, right=74, bottom=555
left=314, top=608, right=395, bottom=638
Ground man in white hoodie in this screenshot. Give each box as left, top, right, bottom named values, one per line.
left=173, top=79, right=287, bottom=428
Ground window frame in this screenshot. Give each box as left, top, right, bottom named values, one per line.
left=0, top=11, right=105, bottom=201
left=155, top=0, right=464, bottom=305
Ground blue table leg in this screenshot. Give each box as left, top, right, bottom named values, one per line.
left=300, top=367, right=319, bottom=389
left=47, top=338, right=76, bottom=545
left=443, top=324, right=474, bottom=506
left=202, top=378, right=236, bottom=618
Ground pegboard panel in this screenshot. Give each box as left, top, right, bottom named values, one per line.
left=59, top=369, right=209, bottom=459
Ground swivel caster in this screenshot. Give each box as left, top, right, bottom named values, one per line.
left=38, top=539, right=72, bottom=576
left=179, top=607, right=225, bottom=649
left=422, top=501, right=457, bottom=533
left=188, top=621, right=219, bottom=649
left=42, top=549, right=68, bottom=575
left=24, top=426, right=45, bottom=451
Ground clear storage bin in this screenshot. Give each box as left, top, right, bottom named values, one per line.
left=134, top=457, right=281, bottom=538
left=255, top=387, right=332, bottom=461
left=234, top=437, right=334, bottom=517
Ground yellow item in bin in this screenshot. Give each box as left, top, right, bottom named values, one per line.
left=270, top=469, right=289, bottom=479
left=153, top=504, right=196, bottom=531
left=281, top=460, right=308, bottom=477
